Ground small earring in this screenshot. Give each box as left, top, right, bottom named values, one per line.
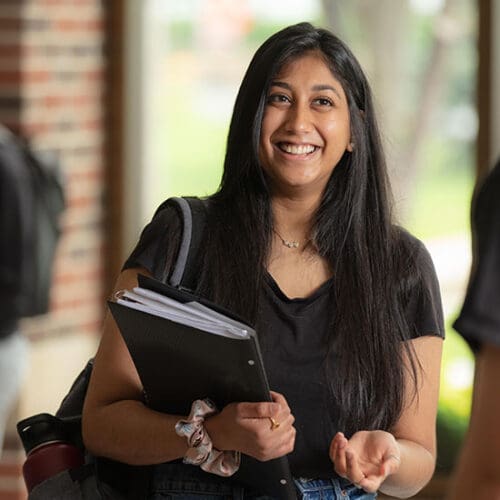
left=348, top=142, right=354, bottom=152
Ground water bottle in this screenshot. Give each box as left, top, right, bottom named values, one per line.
left=17, top=413, right=84, bottom=493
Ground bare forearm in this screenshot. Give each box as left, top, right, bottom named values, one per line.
left=448, top=478, right=500, bottom=500
left=447, top=445, right=500, bottom=500
left=82, top=400, right=187, bottom=465
left=379, top=439, right=435, bottom=498
left=447, top=345, right=500, bottom=499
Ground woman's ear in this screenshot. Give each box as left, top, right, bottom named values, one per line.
left=347, top=141, right=354, bottom=152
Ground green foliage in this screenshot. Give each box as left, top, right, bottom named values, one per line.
left=167, top=21, right=195, bottom=50
left=244, top=18, right=325, bottom=48
left=440, top=329, right=473, bottom=419
left=152, top=82, right=227, bottom=202
left=435, top=317, right=474, bottom=472
left=404, top=138, right=474, bottom=239
left=244, top=22, right=289, bottom=47
left=436, top=405, right=469, bottom=472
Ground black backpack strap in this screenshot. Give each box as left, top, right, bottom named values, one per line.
left=166, top=196, right=208, bottom=291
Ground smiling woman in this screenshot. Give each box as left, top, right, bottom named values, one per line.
left=259, top=52, right=353, bottom=198
left=82, top=23, right=444, bottom=499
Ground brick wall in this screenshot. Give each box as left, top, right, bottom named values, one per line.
left=0, top=1, right=107, bottom=498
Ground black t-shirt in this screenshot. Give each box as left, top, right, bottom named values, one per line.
left=454, top=160, right=500, bottom=351
left=123, top=203, right=444, bottom=478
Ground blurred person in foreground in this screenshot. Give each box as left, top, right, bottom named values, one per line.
left=82, top=23, right=444, bottom=498
left=0, top=125, right=29, bottom=455
left=447, top=158, right=500, bottom=499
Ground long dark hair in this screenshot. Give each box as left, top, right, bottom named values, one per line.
left=194, top=22, right=419, bottom=435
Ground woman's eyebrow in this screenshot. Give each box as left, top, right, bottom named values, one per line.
left=269, top=81, right=342, bottom=99
left=270, top=80, right=291, bottom=90
left=311, top=84, right=342, bottom=99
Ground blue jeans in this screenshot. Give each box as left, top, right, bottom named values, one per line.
left=294, top=477, right=377, bottom=499
left=148, top=463, right=377, bottom=499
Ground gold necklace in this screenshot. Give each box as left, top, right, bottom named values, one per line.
left=273, top=228, right=303, bottom=249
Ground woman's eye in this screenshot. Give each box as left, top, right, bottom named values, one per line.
left=267, top=94, right=291, bottom=104
left=313, top=97, right=333, bottom=107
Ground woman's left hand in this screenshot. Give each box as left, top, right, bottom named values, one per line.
left=329, top=430, right=401, bottom=493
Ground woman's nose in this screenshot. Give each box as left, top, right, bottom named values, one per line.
left=284, top=103, right=313, bottom=133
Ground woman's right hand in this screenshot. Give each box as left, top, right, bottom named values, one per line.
left=204, top=391, right=296, bottom=461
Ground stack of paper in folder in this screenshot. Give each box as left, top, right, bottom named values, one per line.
left=108, top=274, right=296, bottom=499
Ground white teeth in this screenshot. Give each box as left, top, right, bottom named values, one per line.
left=279, top=143, right=316, bottom=155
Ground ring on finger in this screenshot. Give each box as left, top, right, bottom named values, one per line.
left=269, top=417, right=280, bottom=431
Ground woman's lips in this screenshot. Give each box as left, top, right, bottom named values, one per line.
left=277, top=142, right=319, bottom=155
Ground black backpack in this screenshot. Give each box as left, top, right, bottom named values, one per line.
left=17, top=196, right=209, bottom=499
left=0, top=125, right=65, bottom=319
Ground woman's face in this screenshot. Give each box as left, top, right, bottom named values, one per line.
left=259, top=51, right=352, bottom=197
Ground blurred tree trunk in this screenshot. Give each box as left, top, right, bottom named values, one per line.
left=320, top=0, right=456, bottom=219
left=395, top=0, right=455, bottom=208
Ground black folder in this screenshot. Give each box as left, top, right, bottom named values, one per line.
left=108, top=274, right=296, bottom=499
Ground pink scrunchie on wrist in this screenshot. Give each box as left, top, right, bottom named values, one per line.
left=175, top=399, right=240, bottom=477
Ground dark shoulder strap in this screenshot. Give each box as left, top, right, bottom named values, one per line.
left=167, top=196, right=208, bottom=291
